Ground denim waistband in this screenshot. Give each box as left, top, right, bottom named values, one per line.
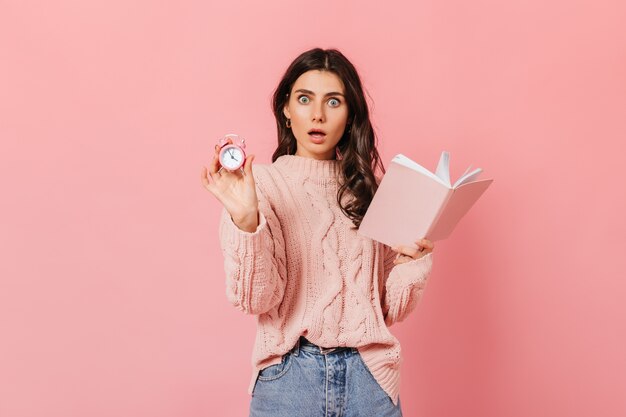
left=291, top=336, right=358, bottom=356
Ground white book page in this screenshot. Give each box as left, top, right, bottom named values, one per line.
left=434, top=151, right=451, bottom=187
left=453, top=168, right=483, bottom=188
left=392, top=151, right=483, bottom=189
left=391, top=154, right=449, bottom=187
left=459, top=165, right=472, bottom=180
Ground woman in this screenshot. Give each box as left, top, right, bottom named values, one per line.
left=201, top=47, right=434, bottom=417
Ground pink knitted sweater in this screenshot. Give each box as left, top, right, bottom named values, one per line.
left=218, top=154, right=433, bottom=406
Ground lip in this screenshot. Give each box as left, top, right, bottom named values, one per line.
left=308, top=132, right=326, bottom=144
left=308, top=128, right=327, bottom=135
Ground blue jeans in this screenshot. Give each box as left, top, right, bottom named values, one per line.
left=249, top=336, right=403, bottom=417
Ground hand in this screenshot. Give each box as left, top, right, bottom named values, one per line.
left=200, top=137, right=259, bottom=231
left=391, top=238, right=434, bottom=265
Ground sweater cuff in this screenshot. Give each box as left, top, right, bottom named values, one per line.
left=220, top=210, right=269, bottom=253
left=388, top=252, right=433, bottom=288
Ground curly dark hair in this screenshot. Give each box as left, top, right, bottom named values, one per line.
left=270, top=47, right=386, bottom=229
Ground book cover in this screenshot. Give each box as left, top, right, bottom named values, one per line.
left=357, top=151, right=493, bottom=249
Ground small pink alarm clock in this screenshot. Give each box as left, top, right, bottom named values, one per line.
left=217, top=133, right=247, bottom=172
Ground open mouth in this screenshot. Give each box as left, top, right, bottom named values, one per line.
left=308, top=129, right=326, bottom=143
left=308, top=129, right=327, bottom=137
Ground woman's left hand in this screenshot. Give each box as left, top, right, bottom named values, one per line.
left=391, top=238, right=434, bottom=265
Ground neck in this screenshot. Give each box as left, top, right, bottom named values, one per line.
left=295, top=149, right=337, bottom=161
left=274, top=154, right=341, bottom=181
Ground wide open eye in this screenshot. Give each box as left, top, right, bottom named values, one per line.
left=328, top=98, right=341, bottom=107
left=297, top=95, right=310, bottom=104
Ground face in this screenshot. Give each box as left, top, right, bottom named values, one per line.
left=283, top=70, right=350, bottom=160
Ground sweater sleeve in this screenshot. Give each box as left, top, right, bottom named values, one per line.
left=218, top=170, right=288, bottom=315
left=381, top=244, right=433, bottom=326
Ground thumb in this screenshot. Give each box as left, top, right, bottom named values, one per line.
left=244, top=154, right=255, bottom=176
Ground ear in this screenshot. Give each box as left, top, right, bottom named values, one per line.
left=283, top=104, right=291, bottom=120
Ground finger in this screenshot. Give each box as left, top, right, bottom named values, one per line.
left=393, top=253, right=413, bottom=265
left=201, top=166, right=209, bottom=186
left=208, top=150, right=222, bottom=180
left=415, top=238, right=434, bottom=252
left=243, top=154, right=255, bottom=176
left=391, top=244, right=421, bottom=259
left=201, top=166, right=215, bottom=192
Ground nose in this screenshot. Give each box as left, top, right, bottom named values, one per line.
left=312, top=101, right=325, bottom=122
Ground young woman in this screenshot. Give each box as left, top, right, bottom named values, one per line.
left=201, top=48, right=434, bottom=417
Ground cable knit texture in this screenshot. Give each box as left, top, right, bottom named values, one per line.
left=218, top=154, right=434, bottom=406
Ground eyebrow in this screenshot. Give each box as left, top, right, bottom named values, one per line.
left=294, top=89, right=345, bottom=98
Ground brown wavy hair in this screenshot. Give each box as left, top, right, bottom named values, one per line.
left=270, top=48, right=386, bottom=229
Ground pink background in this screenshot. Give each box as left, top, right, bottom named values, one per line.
left=1, top=0, right=624, bottom=416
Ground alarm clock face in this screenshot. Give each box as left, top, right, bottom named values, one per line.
left=219, top=144, right=245, bottom=170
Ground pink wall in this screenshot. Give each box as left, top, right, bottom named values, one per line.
left=1, top=1, right=624, bottom=416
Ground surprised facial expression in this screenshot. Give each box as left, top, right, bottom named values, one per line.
left=283, top=70, right=350, bottom=160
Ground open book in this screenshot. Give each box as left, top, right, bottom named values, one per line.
left=357, top=151, right=493, bottom=249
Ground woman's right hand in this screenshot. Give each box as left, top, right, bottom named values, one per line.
left=200, top=137, right=259, bottom=232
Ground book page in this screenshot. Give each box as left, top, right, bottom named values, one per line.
left=435, top=151, right=451, bottom=187
left=453, top=167, right=483, bottom=188
left=391, top=154, right=449, bottom=188
left=459, top=165, right=472, bottom=180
